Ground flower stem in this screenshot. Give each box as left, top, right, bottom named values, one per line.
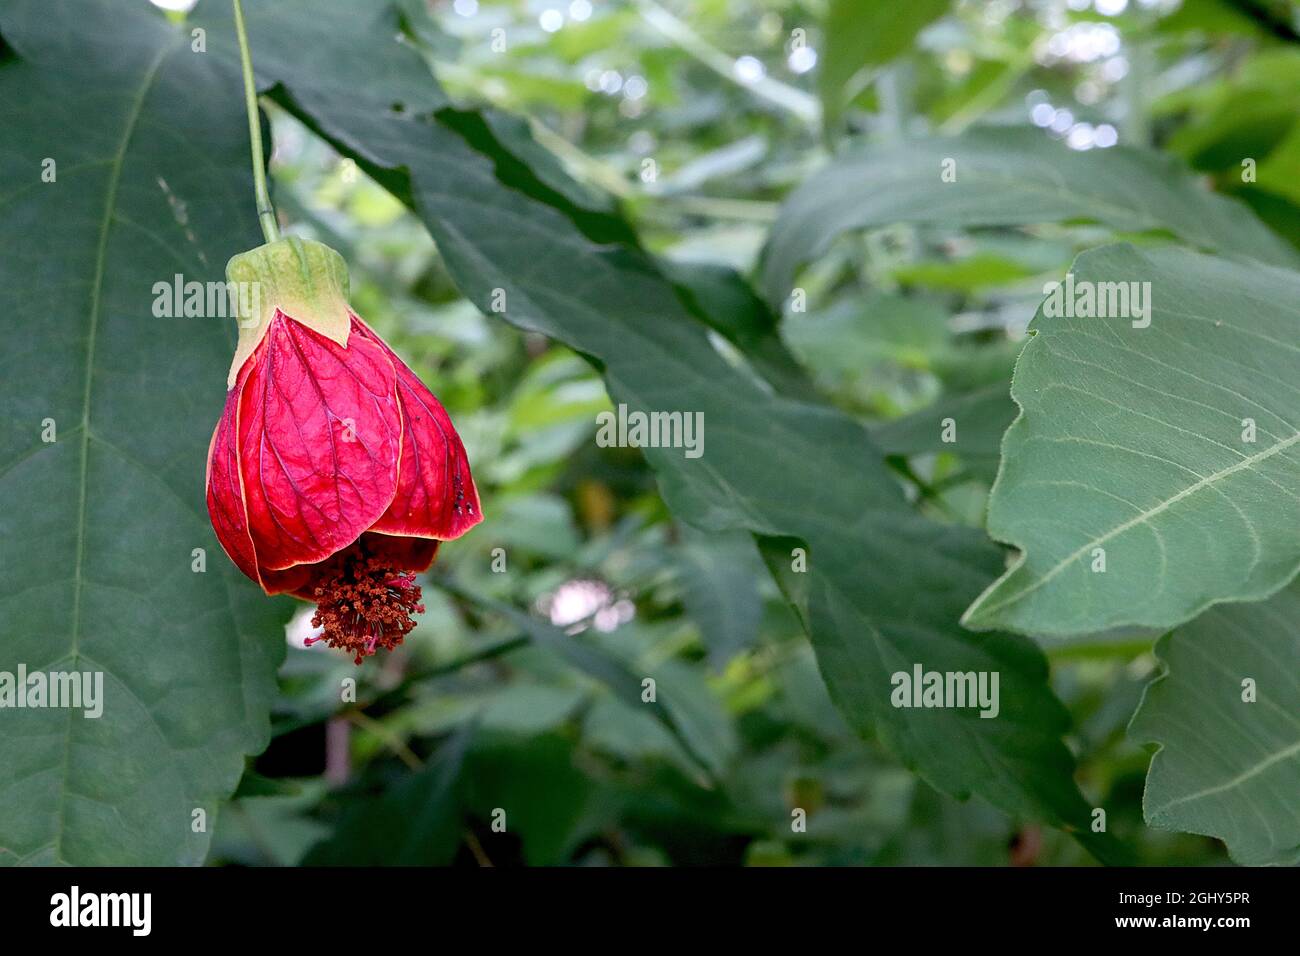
left=232, top=0, right=279, bottom=244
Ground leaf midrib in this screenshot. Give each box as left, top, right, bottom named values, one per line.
left=53, top=37, right=174, bottom=865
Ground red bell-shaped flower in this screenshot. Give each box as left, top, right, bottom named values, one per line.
left=206, top=237, right=481, bottom=663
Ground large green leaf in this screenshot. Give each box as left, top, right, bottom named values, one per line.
left=964, top=244, right=1300, bottom=637
left=1129, top=584, right=1300, bottom=865
left=190, top=0, right=1127, bottom=859
left=0, top=1, right=288, bottom=864
left=761, top=127, right=1299, bottom=306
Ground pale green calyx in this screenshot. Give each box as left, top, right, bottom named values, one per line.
left=224, top=236, right=352, bottom=387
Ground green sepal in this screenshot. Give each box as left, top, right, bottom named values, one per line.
left=224, top=236, right=352, bottom=386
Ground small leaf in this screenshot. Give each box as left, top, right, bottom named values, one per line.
left=1129, top=585, right=1300, bottom=865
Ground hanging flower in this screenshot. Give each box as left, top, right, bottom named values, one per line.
left=206, top=237, right=481, bottom=663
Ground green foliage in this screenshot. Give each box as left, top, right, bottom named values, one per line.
left=1130, top=584, right=1300, bottom=865
left=966, top=244, right=1300, bottom=637
left=818, top=0, right=951, bottom=130
left=762, top=127, right=1298, bottom=306
left=0, top=0, right=288, bottom=865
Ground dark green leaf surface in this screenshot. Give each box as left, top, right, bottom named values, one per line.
left=663, top=258, right=819, bottom=402
left=964, top=245, right=1300, bottom=637
left=762, top=127, right=1300, bottom=306
left=871, top=382, right=1018, bottom=469
left=304, top=727, right=469, bottom=866
left=441, top=580, right=724, bottom=780
left=677, top=529, right=764, bottom=668
left=458, top=733, right=601, bottom=865
left=191, top=0, right=1128, bottom=859
left=1129, top=584, right=1300, bottom=865
left=0, top=1, right=288, bottom=865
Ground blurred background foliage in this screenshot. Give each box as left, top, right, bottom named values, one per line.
left=207, top=0, right=1299, bottom=866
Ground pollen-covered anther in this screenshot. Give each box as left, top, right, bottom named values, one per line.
left=307, top=555, right=426, bottom=664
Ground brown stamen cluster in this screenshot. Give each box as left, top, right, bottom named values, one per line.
left=308, top=554, right=425, bottom=664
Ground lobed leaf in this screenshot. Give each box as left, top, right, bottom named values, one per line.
left=0, top=0, right=289, bottom=865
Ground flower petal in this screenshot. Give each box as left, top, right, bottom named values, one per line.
left=352, top=316, right=483, bottom=540
left=206, top=354, right=261, bottom=584
left=238, top=311, right=402, bottom=573
left=363, top=530, right=440, bottom=573
left=261, top=532, right=439, bottom=600
left=258, top=562, right=315, bottom=598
